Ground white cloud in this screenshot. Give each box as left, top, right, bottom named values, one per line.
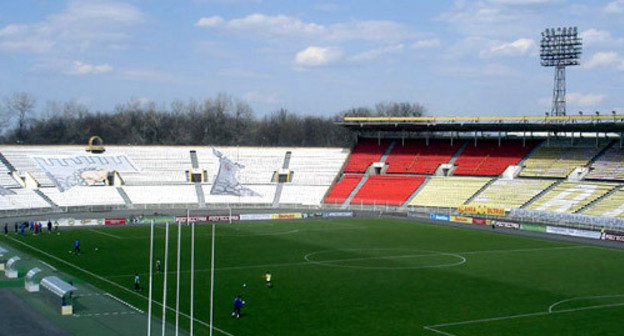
left=410, top=38, right=441, bottom=49
left=195, top=16, right=225, bottom=27
left=69, top=61, right=113, bottom=75
left=605, top=0, right=624, bottom=14
left=294, top=46, right=343, bottom=68
left=480, top=38, right=536, bottom=58
left=0, top=0, right=145, bottom=54
left=567, top=92, right=606, bottom=106
left=584, top=52, right=621, bottom=69
left=348, top=44, right=404, bottom=62
left=581, top=29, right=624, bottom=47
left=196, top=13, right=414, bottom=42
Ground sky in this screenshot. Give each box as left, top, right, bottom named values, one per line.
left=0, top=0, right=623, bottom=118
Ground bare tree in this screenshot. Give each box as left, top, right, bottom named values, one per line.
left=3, top=92, right=36, bottom=142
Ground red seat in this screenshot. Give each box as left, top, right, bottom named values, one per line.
left=454, top=140, right=539, bottom=176
left=351, top=175, right=426, bottom=206
left=324, top=174, right=364, bottom=203
left=385, top=139, right=460, bottom=174
left=343, top=139, right=391, bottom=173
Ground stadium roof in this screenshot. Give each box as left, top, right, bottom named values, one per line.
left=337, top=115, right=624, bottom=134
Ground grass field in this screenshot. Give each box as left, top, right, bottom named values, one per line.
left=3, top=218, right=624, bottom=335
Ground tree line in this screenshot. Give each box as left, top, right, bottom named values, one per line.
left=0, top=92, right=425, bottom=147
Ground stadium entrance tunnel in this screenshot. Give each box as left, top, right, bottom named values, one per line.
left=304, top=248, right=465, bottom=270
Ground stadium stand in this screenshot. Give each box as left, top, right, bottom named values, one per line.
left=279, top=185, right=330, bottom=206
left=526, top=181, right=618, bottom=213
left=343, top=139, right=391, bottom=173
left=469, top=178, right=556, bottom=209
left=108, top=146, right=190, bottom=184
left=582, top=187, right=624, bottom=217
left=453, top=139, right=538, bottom=176
left=520, top=138, right=610, bottom=178
left=196, top=147, right=286, bottom=185
left=409, top=176, right=491, bottom=208
left=203, top=184, right=276, bottom=205
left=324, top=174, right=363, bottom=204
left=0, top=162, right=20, bottom=189
left=0, top=188, right=51, bottom=210
left=40, top=186, right=125, bottom=207
left=350, top=175, right=426, bottom=205
left=0, top=146, right=69, bottom=187
left=384, top=139, right=460, bottom=174
left=286, top=148, right=349, bottom=186
left=586, top=144, right=624, bottom=181
left=122, top=185, right=199, bottom=204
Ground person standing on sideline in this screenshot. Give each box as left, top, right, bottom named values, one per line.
left=232, top=295, right=244, bottom=318
left=54, top=221, right=60, bottom=235
left=3, top=223, right=7, bottom=235
left=74, top=239, right=80, bottom=255
left=134, top=273, right=141, bottom=291
left=47, top=220, right=52, bottom=234
left=156, top=259, right=161, bottom=274
left=263, top=271, right=272, bottom=288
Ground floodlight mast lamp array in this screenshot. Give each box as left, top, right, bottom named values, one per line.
left=540, top=26, right=582, bottom=117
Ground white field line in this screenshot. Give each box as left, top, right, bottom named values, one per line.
left=87, top=228, right=124, bottom=240
left=74, top=311, right=138, bottom=317
left=548, top=294, right=624, bottom=313
left=39, top=260, right=57, bottom=271
left=105, top=292, right=145, bottom=314
left=5, top=235, right=235, bottom=336
left=423, top=326, right=459, bottom=336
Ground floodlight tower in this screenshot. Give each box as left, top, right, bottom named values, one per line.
left=540, top=27, right=582, bottom=116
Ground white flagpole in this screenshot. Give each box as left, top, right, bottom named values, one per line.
left=161, top=222, right=170, bottom=336
left=189, top=209, right=195, bottom=336
left=175, top=220, right=181, bottom=336
left=209, top=223, right=216, bottom=336
left=147, top=220, right=154, bottom=336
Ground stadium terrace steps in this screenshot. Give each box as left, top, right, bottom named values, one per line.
left=350, top=175, right=426, bottom=206
left=520, top=138, right=611, bottom=178
left=272, top=184, right=282, bottom=207
left=576, top=184, right=622, bottom=214
left=195, top=184, right=206, bottom=207
left=343, top=174, right=370, bottom=206
left=586, top=144, right=624, bottom=181
left=470, top=178, right=557, bottom=209
left=464, top=178, right=497, bottom=204
left=189, top=150, right=199, bottom=169
left=447, top=141, right=467, bottom=166
left=526, top=181, right=618, bottom=213
left=408, top=176, right=491, bottom=208
left=401, top=176, right=431, bottom=208
left=343, top=138, right=392, bottom=173
left=520, top=179, right=562, bottom=209
left=384, top=139, right=461, bottom=174
left=453, top=139, right=538, bottom=176
left=582, top=187, right=624, bottom=217
left=116, top=187, right=133, bottom=206
left=323, top=174, right=364, bottom=204
left=33, top=189, right=57, bottom=208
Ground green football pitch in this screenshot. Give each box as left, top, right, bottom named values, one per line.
left=3, top=218, right=624, bottom=336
